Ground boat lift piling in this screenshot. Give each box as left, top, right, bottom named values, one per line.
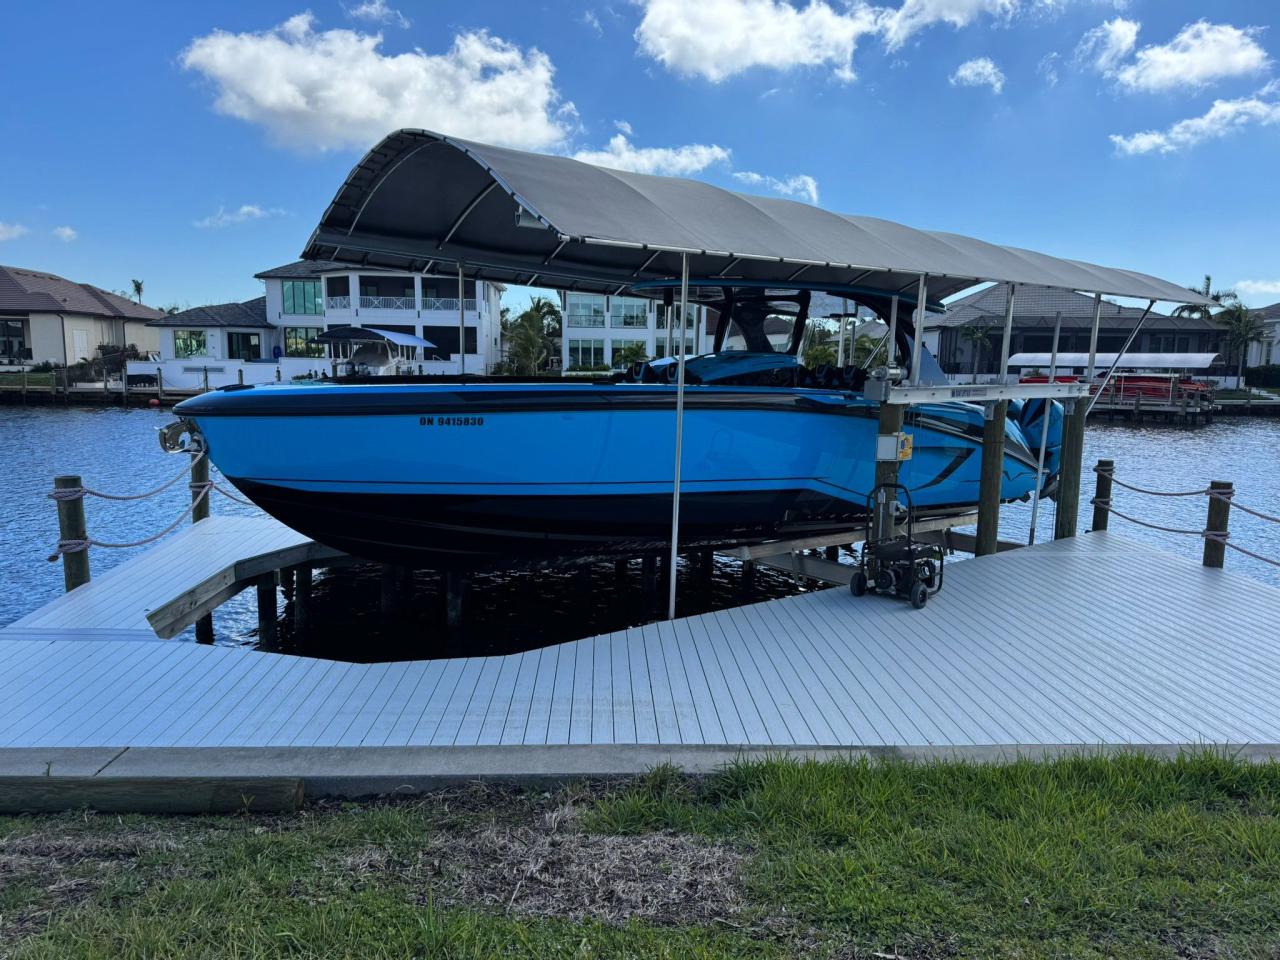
left=1027, top=312, right=1064, bottom=546
left=976, top=284, right=1017, bottom=556
left=666, top=252, right=691, bottom=620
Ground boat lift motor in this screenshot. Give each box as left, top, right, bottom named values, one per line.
left=850, top=483, right=945, bottom=610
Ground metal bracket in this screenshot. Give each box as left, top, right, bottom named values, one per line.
left=883, top=382, right=1088, bottom=405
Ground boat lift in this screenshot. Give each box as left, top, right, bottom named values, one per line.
left=296, top=128, right=1218, bottom=618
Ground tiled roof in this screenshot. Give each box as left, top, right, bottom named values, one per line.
left=931, top=283, right=1219, bottom=330
left=254, top=260, right=351, bottom=279
left=147, top=297, right=271, bottom=328
left=0, top=265, right=164, bottom=321
left=1254, top=302, right=1280, bottom=321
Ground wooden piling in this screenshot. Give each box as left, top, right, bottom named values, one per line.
left=641, top=555, right=658, bottom=598
left=873, top=403, right=906, bottom=540
left=1054, top=401, right=1087, bottom=540
left=1091, top=459, right=1113, bottom=532
left=739, top=558, right=756, bottom=596
left=294, top=564, right=312, bottom=636
left=256, top=574, right=278, bottom=647
left=156, top=368, right=164, bottom=404
left=1202, top=480, right=1233, bottom=569
left=53, top=475, right=90, bottom=592
left=975, top=400, right=1009, bottom=556
left=191, top=448, right=213, bottom=642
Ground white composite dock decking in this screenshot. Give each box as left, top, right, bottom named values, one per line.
left=5, top=516, right=341, bottom=641
left=2, top=532, right=1279, bottom=764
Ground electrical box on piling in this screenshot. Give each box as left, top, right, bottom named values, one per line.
left=876, top=432, right=913, bottom=462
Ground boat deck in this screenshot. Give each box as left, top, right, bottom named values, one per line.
left=2, top=531, right=1279, bottom=788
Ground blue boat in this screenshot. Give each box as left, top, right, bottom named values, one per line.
left=175, top=286, right=1061, bottom=569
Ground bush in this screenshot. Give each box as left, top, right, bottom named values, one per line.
left=1246, top=364, right=1280, bottom=387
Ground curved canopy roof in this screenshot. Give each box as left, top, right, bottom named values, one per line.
left=312, top=326, right=435, bottom=349
left=303, top=129, right=1214, bottom=310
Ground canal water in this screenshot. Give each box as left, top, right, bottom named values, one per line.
left=2, top=404, right=1277, bottom=658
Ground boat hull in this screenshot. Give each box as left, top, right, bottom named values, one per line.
left=177, top=382, right=1049, bottom=569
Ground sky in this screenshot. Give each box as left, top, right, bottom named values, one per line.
left=0, top=0, right=1277, bottom=314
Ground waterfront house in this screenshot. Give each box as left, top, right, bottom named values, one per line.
left=925, top=283, right=1227, bottom=378
left=139, top=260, right=504, bottom=389
left=1248, top=303, right=1278, bottom=368
left=559, top=292, right=713, bottom=370
left=0, top=264, right=161, bottom=366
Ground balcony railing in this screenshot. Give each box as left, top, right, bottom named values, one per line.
left=567, top=314, right=606, bottom=328
left=422, top=298, right=477, bottom=312
left=325, top=295, right=351, bottom=310
left=360, top=296, right=414, bottom=310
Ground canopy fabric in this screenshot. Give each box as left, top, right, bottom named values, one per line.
left=303, top=129, right=1215, bottom=310
left=1008, top=352, right=1220, bottom=370
left=313, top=326, right=435, bottom=349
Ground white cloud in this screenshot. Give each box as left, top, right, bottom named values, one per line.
left=582, top=10, right=603, bottom=35
left=949, top=56, right=1005, bottom=93
left=613, top=119, right=633, bottom=135
left=1115, top=21, right=1270, bottom=93
left=343, top=0, right=409, bottom=28
left=1037, top=52, right=1060, bottom=86
left=1111, top=92, right=1280, bottom=155
left=633, top=0, right=881, bottom=83
left=193, top=204, right=286, bottom=228
left=181, top=14, right=575, bottom=152
left=1236, top=279, right=1280, bottom=297
left=52, top=226, right=78, bottom=242
left=0, top=222, right=28, bottom=241
left=572, top=134, right=730, bottom=175
left=880, top=0, right=1017, bottom=51
left=1075, top=16, right=1139, bottom=75
left=733, top=170, right=820, bottom=204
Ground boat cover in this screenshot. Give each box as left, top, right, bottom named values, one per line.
left=313, top=327, right=436, bottom=349
left=1008, top=352, right=1220, bottom=369
left=303, top=129, right=1215, bottom=308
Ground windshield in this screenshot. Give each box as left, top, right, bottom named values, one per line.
left=716, top=291, right=808, bottom=354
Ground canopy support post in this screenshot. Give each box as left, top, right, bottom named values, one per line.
left=1027, top=311, right=1062, bottom=546
left=1087, top=300, right=1155, bottom=416
left=456, top=260, right=466, bottom=375
left=667, top=252, right=690, bottom=621
left=975, top=285, right=1017, bottom=556
left=873, top=294, right=904, bottom=543
left=837, top=298, right=848, bottom=367
left=908, top=275, right=927, bottom=385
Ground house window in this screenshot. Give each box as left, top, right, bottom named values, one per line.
left=285, top=326, right=325, bottom=358
left=174, top=330, right=207, bottom=359
left=282, top=280, right=322, bottom=315
left=422, top=326, right=477, bottom=356
left=566, top=294, right=606, bottom=327
left=656, top=305, right=698, bottom=329
left=610, top=297, right=649, bottom=328
left=1, top=319, right=26, bottom=360
left=611, top=339, right=648, bottom=369
left=654, top=338, right=694, bottom=359
left=226, top=332, right=261, bottom=361
left=567, top=338, right=605, bottom=369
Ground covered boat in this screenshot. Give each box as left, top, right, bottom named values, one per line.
left=173, top=130, right=1211, bottom=570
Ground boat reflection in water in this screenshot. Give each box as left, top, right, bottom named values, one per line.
left=175, top=285, right=1062, bottom=570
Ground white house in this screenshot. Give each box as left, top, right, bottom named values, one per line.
left=559, top=292, right=713, bottom=371
left=0, top=263, right=161, bottom=366
left=1248, top=303, right=1279, bottom=368
left=138, top=260, right=504, bottom=389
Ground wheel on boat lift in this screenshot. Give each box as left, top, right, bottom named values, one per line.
left=849, top=570, right=868, bottom=597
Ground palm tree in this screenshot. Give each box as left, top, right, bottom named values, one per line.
left=959, top=322, right=993, bottom=383
left=803, top=342, right=838, bottom=369
left=1217, top=302, right=1266, bottom=392
left=130, top=279, right=144, bottom=304
left=615, top=342, right=649, bottom=368
left=1172, top=275, right=1237, bottom=321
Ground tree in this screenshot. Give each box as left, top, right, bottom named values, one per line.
left=130, top=279, right=144, bottom=304
left=1172, top=275, right=1237, bottom=321
left=803, top=342, right=838, bottom=369
left=615, top=341, right=649, bottom=368
left=1217, top=302, right=1266, bottom=391
left=959, top=322, right=993, bottom=383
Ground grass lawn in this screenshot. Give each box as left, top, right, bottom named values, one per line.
left=3, top=753, right=1279, bottom=958
left=0, top=372, right=52, bottom=389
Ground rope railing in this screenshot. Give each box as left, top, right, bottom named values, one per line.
left=48, top=484, right=211, bottom=560
left=1090, top=460, right=1280, bottom=570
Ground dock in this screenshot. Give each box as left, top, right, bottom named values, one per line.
left=3, top=530, right=1280, bottom=794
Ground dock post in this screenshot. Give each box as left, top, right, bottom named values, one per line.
left=21, top=369, right=27, bottom=403
left=256, top=574, right=278, bottom=648
left=1202, top=480, right=1233, bottom=569
left=294, top=564, right=312, bottom=636
left=696, top=549, right=714, bottom=586
left=739, top=558, right=756, bottom=596
left=874, top=402, right=906, bottom=541
left=445, top=571, right=466, bottom=639
left=1091, top=459, right=1113, bottom=532
left=641, top=555, right=658, bottom=599
left=191, top=447, right=214, bottom=643
left=823, top=545, right=839, bottom=562
left=1053, top=400, right=1086, bottom=540
left=156, top=368, right=164, bottom=404
left=53, top=475, right=90, bottom=591
left=975, top=400, right=1008, bottom=556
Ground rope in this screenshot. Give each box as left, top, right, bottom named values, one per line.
left=47, top=484, right=210, bottom=560
left=48, top=450, right=207, bottom=503
left=1208, top=490, right=1280, bottom=525
left=211, top=481, right=255, bottom=506
left=1091, top=498, right=1220, bottom=538
left=1091, top=465, right=1209, bottom=498
left=1219, top=539, right=1280, bottom=569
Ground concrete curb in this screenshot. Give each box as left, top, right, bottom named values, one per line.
left=2, top=742, right=1277, bottom=804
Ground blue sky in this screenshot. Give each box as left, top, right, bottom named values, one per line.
left=1, top=0, right=1277, bottom=313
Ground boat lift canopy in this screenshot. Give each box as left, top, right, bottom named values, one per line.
left=1008, top=352, right=1220, bottom=370
left=312, top=327, right=436, bottom=349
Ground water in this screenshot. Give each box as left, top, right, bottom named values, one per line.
left=2, top=404, right=1277, bottom=655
